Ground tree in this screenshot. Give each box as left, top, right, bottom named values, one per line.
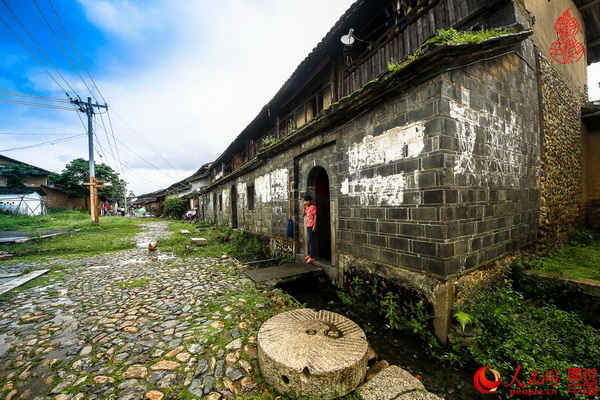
left=163, top=195, right=184, bottom=219
left=48, top=158, right=125, bottom=200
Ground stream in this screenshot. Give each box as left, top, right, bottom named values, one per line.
left=279, top=276, right=487, bottom=400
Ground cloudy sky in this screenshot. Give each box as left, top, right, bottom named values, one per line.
left=1, top=0, right=599, bottom=197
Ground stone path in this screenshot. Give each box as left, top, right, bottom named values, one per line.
left=0, top=221, right=289, bottom=400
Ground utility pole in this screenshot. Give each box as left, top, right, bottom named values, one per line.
left=71, top=96, right=108, bottom=224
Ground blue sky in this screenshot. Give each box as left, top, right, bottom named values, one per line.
left=1, top=0, right=599, bottom=197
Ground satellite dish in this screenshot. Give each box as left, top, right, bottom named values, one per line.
left=341, top=28, right=355, bottom=45
left=341, top=34, right=355, bottom=45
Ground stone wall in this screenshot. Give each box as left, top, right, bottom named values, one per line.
left=537, top=54, right=585, bottom=248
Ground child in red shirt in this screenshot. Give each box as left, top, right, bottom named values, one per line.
left=302, top=195, right=317, bottom=263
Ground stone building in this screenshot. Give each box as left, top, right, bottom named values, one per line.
left=197, top=0, right=599, bottom=341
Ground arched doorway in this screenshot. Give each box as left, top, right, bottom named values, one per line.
left=308, top=167, right=331, bottom=261
left=231, top=186, right=238, bottom=229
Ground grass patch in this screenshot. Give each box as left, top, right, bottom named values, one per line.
left=160, top=223, right=272, bottom=262
left=509, top=228, right=600, bottom=281
left=527, top=228, right=600, bottom=281
left=450, top=272, right=600, bottom=399
left=0, top=216, right=142, bottom=262
left=0, top=210, right=93, bottom=232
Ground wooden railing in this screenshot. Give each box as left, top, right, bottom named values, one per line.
left=341, top=0, right=500, bottom=96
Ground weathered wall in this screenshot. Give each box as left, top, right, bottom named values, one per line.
left=537, top=54, right=585, bottom=247
left=43, top=187, right=88, bottom=210
left=522, top=0, right=587, bottom=94
left=204, top=44, right=540, bottom=280
left=583, top=118, right=600, bottom=228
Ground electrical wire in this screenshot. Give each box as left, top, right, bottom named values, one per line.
left=0, top=90, right=72, bottom=103
left=0, top=133, right=86, bottom=152
left=0, top=98, right=77, bottom=111
left=33, top=0, right=95, bottom=100
left=0, top=0, right=76, bottom=97
left=0, top=15, right=69, bottom=96
left=46, top=0, right=107, bottom=104
left=108, top=109, right=188, bottom=180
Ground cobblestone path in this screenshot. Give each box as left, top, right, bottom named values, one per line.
left=0, top=221, right=291, bottom=400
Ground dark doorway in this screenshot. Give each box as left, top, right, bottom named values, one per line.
left=314, top=168, right=331, bottom=261
left=231, top=186, right=238, bottom=229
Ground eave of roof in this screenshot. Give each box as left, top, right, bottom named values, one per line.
left=202, top=29, right=532, bottom=191
left=0, top=154, right=53, bottom=175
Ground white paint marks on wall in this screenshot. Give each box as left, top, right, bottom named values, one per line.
left=347, top=123, right=426, bottom=174
left=351, top=173, right=407, bottom=206
left=450, top=94, right=523, bottom=187
left=255, top=169, right=289, bottom=203
left=342, top=123, right=424, bottom=206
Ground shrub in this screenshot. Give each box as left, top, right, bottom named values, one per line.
left=452, top=273, right=600, bottom=398
left=162, top=195, right=184, bottom=219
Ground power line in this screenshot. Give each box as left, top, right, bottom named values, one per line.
left=46, top=0, right=107, bottom=104
left=0, top=90, right=72, bottom=103
left=0, top=15, right=68, bottom=96
left=94, top=121, right=184, bottom=183
left=0, top=97, right=77, bottom=111
left=0, top=133, right=86, bottom=152
left=109, top=109, right=188, bottom=180
left=0, top=0, right=76, bottom=97
left=0, top=132, right=75, bottom=136
left=33, top=0, right=95, bottom=100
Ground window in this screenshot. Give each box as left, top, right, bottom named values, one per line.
left=247, top=183, right=255, bottom=211
left=218, top=193, right=223, bottom=211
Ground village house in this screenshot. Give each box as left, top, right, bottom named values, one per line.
left=0, top=154, right=88, bottom=213
left=179, top=0, right=600, bottom=341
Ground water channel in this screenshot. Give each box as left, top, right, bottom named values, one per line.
left=280, top=276, right=487, bottom=400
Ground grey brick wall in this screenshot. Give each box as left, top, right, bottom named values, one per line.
left=202, top=43, right=541, bottom=280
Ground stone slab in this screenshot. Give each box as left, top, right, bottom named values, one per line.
left=359, top=365, right=434, bottom=400
left=191, top=238, right=208, bottom=246
left=0, top=269, right=50, bottom=295
left=0, top=230, right=70, bottom=244
left=245, top=263, right=322, bottom=283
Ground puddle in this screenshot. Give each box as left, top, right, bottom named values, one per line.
left=282, top=277, right=487, bottom=400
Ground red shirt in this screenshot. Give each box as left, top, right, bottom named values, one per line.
left=304, top=205, right=317, bottom=227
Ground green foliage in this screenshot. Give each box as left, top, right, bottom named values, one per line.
left=383, top=291, right=403, bottom=330
left=0, top=216, right=141, bottom=262
left=525, top=227, right=600, bottom=281
left=453, top=311, right=473, bottom=332
left=48, top=158, right=125, bottom=200
left=229, top=230, right=270, bottom=262
left=162, top=195, right=185, bottom=219
left=0, top=210, right=92, bottom=232
left=450, top=274, right=600, bottom=398
left=387, top=27, right=516, bottom=73
left=259, top=136, right=278, bottom=151
left=424, top=27, right=514, bottom=47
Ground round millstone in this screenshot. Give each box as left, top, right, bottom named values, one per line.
left=258, top=309, right=368, bottom=400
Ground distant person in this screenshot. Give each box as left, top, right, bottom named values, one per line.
left=139, top=206, right=147, bottom=216
left=302, top=195, right=317, bottom=264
